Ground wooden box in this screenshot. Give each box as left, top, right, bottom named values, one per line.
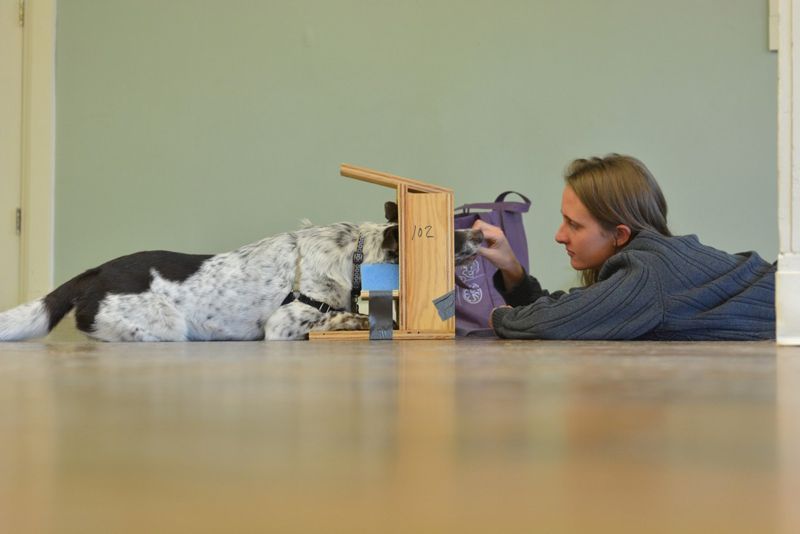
left=309, top=164, right=454, bottom=340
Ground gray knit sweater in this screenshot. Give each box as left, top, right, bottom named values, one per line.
left=491, top=230, right=776, bottom=340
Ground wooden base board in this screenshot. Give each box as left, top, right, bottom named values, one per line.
left=309, top=330, right=454, bottom=340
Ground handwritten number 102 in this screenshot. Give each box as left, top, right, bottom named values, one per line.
left=411, top=224, right=434, bottom=240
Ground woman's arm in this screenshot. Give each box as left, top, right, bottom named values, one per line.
left=491, top=253, right=664, bottom=340
left=492, top=268, right=563, bottom=307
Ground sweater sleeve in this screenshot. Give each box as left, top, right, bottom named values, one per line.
left=490, top=253, right=664, bottom=340
left=491, top=268, right=565, bottom=307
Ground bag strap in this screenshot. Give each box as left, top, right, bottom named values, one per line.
left=454, top=191, right=531, bottom=213
left=455, top=191, right=531, bottom=214
left=495, top=191, right=531, bottom=204
left=455, top=191, right=532, bottom=236
left=455, top=202, right=530, bottom=213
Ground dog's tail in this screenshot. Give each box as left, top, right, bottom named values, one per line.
left=0, top=268, right=97, bottom=341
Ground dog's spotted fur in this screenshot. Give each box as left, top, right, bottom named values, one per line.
left=0, top=204, right=483, bottom=342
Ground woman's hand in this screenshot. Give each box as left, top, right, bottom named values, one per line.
left=488, top=305, right=513, bottom=329
left=471, top=220, right=525, bottom=289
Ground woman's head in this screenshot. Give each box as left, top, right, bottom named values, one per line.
left=555, top=154, right=671, bottom=285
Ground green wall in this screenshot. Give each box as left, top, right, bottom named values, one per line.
left=56, top=0, right=776, bottom=292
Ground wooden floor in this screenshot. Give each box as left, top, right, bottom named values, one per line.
left=2, top=334, right=799, bottom=533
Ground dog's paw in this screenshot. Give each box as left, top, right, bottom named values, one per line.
left=327, top=313, right=370, bottom=331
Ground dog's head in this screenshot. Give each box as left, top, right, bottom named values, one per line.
left=380, top=201, right=482, bottom=266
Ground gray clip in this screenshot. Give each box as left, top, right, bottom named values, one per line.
left=432, top=290, right=456, bottom=321
left=368, top=290, right=394, bottom=340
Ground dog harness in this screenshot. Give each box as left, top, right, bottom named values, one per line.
left=280, top=292, right=343, bottom=314
left=350, top=235, right=365, bottom=313
left=280, top=234, right=366, bottom=315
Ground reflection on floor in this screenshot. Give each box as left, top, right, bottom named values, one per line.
left=1, top=335, right=798, bottom=533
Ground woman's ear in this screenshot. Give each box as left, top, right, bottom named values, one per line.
left=614, top=224, right=632, bottom=248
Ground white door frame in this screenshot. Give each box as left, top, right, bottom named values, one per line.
left=777, top=0, right=800, bottom=344
left=19, top=0, right=55, bottom=301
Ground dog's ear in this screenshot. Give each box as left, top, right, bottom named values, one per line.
left=381, top=224, right=399, bottom=253
left=384, top=201, right=398, bottom=223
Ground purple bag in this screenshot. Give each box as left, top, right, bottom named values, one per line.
left=454, top=191, right=531, bottom=336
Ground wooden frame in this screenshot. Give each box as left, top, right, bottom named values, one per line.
left=309, top=164, right=455, bottom=340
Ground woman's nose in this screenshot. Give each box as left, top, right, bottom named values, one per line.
left=555, top=223, right=567, bottom=244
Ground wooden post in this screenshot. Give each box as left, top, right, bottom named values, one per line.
left=402, top=192, right=454, bottom=334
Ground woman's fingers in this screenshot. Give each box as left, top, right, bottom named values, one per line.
left=469, top=220, right=522, bottom=274
left=471, top=220, right=505, bottom=244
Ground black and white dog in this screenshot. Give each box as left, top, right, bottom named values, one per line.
left=0, top=202, right=483, bottom=342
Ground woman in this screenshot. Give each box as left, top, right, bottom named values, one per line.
left=475, top=154, right=775, bottom=340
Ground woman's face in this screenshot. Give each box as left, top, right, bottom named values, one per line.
left=554, top=186, right=617, bottom=271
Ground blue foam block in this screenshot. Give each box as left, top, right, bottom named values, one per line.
left=361, top=263, right=400, bottom=291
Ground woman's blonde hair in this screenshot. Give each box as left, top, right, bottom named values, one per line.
left=564, top=154, right=671, bottom=286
